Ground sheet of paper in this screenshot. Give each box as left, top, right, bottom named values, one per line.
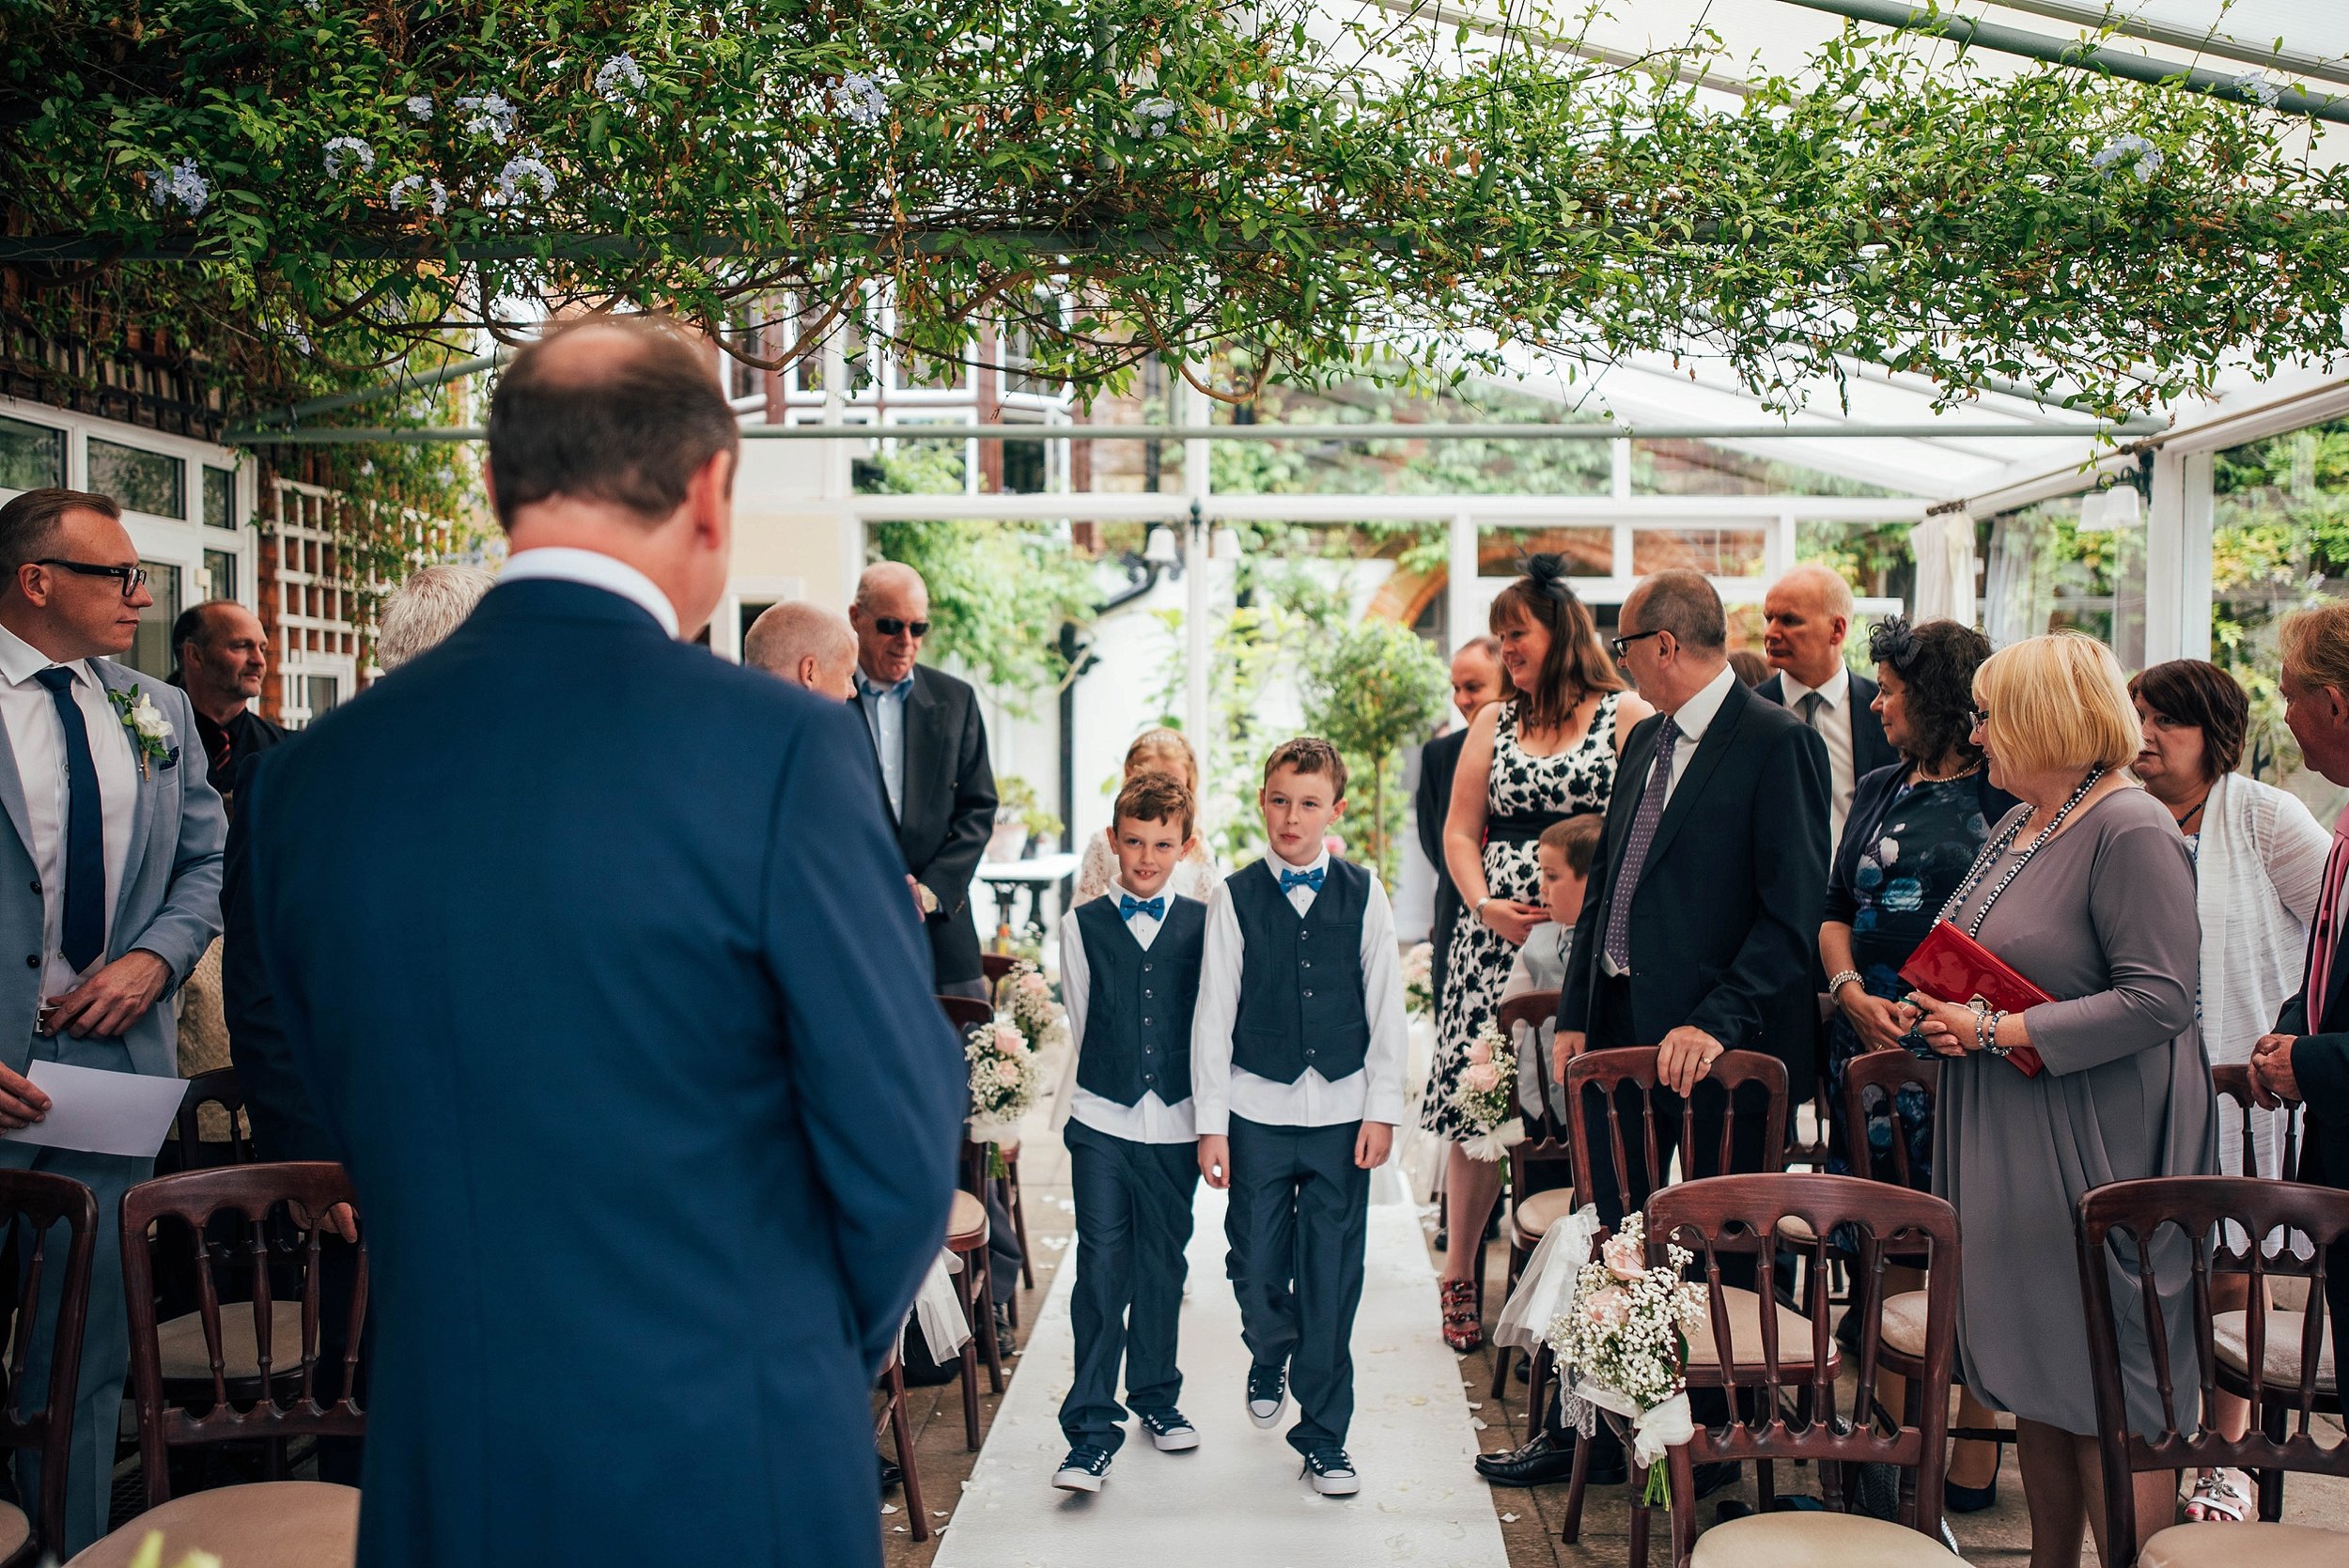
left=0, top=1061, right=186, bottom=1158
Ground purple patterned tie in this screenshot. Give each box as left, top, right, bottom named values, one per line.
left=1603, top=715, right=1680, bottom=973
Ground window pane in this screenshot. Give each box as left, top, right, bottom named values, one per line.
left=88, top=440, right=185, bottom=519
left=203, top=466, right=236, bottom=528
left=304, top=676, right=339, bottom=717
left=1630, top=527, right=1768, bottom=577
left=0, top=417, right=65, bottom=491
left=203, top=549, right=238, bottom=604
left=1632, top=439, right=1903, bottom=499
left=738, top=600, right=773, bottom=652
left=126, top=561, right=181, bottom=679
left=1478, top=526, right=1612, bottom=576
left=1003, top=439, right=1047, bottom=495
left=1980, top=494, right=2147, bottom=670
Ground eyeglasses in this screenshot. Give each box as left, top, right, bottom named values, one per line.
left=1609, top=629, right=1665, bottom=660
left=1968, top=706, right=1991, bottom=730
left=37, top=560, right=148, bottom=599
left=874, top=616, right=930, bottom=639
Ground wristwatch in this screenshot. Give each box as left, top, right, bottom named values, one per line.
left=915, top=883, right=941, bottom=917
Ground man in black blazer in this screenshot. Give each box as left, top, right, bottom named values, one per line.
left=1756, top=563, right=1896, bottom=853
left=2249, top=600, right=2349, bottom=1379
left=849, top=563, right=998, bottom=999
left=1413, top=636, right=1501, bottom=1014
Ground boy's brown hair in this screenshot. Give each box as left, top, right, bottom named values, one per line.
left=1113, top=769, right=1197, bottom=843
left=1538, top=813, right=1603, bottom=877
left=1260, top=737, right=1347, bottom=801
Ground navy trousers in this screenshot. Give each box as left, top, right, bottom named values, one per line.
left=1224, top=1115, right=1368, bottom=1455
left=1060, top=1120, right=1199, bottom=1451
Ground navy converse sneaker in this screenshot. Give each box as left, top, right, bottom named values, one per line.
left=1245, top=1362, right=1288, bottom=1430
left=1301, top=1447, right=1360, bottom=1496
left=1136, top=1407, right=1199, bottom=1452
left=1051, top=1445, right=1114, bottom=1493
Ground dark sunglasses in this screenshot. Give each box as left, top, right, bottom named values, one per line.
left=37, top=560, right=148, bottom=599
left=873, top=616, right=930, bottom=638
left=1609, top=628, right=1665, bottom=660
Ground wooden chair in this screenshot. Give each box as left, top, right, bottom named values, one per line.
left=0, top=1171, right=98, bottom=1568
left=875, top=1348, right=930, bottom=1542
left=81, top=1162, right=365, bottom=1568
left=941, top=993, right=1035, bottom=1312
left=981, top=953, right=1019, bottom=987
left=938, top=995, right=994, bottom=1034
left=1555, top=1047, right=1789, bottom=1545
left=2076, top=1175, right=2349, bottom=1568
left=162, top=1068, right=255, bottom=1172
left=1653, top=1172, right=1957, bottom=1568
left=1488, top=991, right=1571, bottom=1403
left=942, top=1191, right=1003, bottom=1450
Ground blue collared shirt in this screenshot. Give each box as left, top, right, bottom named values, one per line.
left=855, top=670, right=913, bottom=818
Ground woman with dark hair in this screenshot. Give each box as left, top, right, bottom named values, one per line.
left=2128, top=659, right=2327, bottom=1526
left=1425, top=557, right=1651, bottom=1350
left=1818, top=617, right=2013, bottom=1509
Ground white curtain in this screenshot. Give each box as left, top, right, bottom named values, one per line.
left=1907, top=510, right=1980, bottom=628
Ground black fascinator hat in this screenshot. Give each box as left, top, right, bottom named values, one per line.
left=1520, top=552, right=1575, bottom=606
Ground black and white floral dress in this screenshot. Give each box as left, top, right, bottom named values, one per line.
left=1421, top=694, right=1621, bottom=1138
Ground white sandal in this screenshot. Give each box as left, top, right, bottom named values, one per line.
left=2183, top=1467, right=2251, bottom=1523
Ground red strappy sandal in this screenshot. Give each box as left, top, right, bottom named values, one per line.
left=1439, top=1279, right=1483, bottom=1352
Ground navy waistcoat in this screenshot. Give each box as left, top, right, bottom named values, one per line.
left=1230, top=857, right=1371, bottom=1083
left=1074, top=893, right=1205, bottom=1105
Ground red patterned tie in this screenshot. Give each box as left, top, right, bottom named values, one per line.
left=2307, top=828, right=2349, bottom=1029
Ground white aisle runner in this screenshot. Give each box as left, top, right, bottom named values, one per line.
left=932, top=1177, right=1510, bottom=1568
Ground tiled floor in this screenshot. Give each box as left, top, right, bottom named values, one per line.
left=884, top=1125, right=2347, bottom=1566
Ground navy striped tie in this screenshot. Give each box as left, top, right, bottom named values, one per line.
left=33, top=667, right=104, bottom=974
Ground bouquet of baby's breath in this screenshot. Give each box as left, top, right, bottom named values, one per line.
left=1402, top=942, right=1435, bottom=1018
left=966, top=1017, right=1039, bottom=1152
left=1546, top=1216, right=1708, bottom=1505
left=997, top=959, right=1069, bottom=1052
left=1449, top=1022, right=1525, bottom=1161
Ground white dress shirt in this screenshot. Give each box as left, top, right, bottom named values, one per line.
left=0, top=626, right=139, bottom=996
left=1658, top=662, right=1740, bottom=808
left=1190, top=848, right=1411, bottom=1135
left=1051, top=881, right=1198, bottom=1143
left=855, top=672, right=911, bottom=820
left=1777, top=663, right=1856, bottom=846
left=498, top=547, right=682, bottom=639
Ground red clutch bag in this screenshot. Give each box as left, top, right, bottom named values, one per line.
left=1898, top=920, right=2049, bottom=1078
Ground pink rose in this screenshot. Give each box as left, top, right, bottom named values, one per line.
left=1466, top=1039, right=1492, bottom=1067
left=1019, top=972, right=1050, bottom=997
left=993, top=1025, right=1025, bottom=1058
left=1465, top=1061, right=1503, bottom=1094
left=994, top=1059, right=1022, bottom=1086
left=1582, top=1285, right=1626, bottom=1326
left=1602, top=1233, right=1645, bottom=1282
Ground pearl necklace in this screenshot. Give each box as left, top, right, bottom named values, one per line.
left=1937, top=766, right=2108, bottom=939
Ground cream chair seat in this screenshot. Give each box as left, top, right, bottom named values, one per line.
left=2139, top=1521, right=2344, bottom=1568
left=1691, top=1506, right=1960, bottom=1566
left=65, top=1481, right=356, bottom=1568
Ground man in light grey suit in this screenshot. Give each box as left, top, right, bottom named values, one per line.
left=0, top=488, right=225, bottom=1551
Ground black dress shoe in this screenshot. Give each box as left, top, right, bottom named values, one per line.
left=879, top=1454, right=904, bottom=1489
left=992, top=1305, right=1019, bottom=1356
left=1474, top=1430, right=1628, bottom=1488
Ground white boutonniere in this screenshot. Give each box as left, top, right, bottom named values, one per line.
left=109, top=687, right=172, bottom=778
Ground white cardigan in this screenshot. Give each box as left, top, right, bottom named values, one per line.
left=2195, top=771, right=2330, bottom=1182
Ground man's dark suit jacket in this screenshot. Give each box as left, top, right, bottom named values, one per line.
left=245, top=579, right=967, bottom=1568
left=222, top=746, right=334, bottom=1164
left=1415, top=727, right=1470, bottom=1010
left=1756, top=668, right=1899, bottom=784
left=2274, top=886, right=2349, bottom=1385
left=866, top=663, right=997, bottom=987
left=1558, top=675, right=1832, bottom=1086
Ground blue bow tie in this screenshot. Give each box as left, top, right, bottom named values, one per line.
left=1119, top=894, right=1165, bottom=923
left=1279, top=866, right=1325, bottom=893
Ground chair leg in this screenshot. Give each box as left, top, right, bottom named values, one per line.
left=2257, top=1400, right=2288, bottom=1521
left=1007, top=1156, right=1034, bottom=1292
left=976, top=1261, right=1005, bottom=1393
left=887, top=1358, right=930, bottom=1542
left=960, top=1336, right=983, bottom=1452
left=1561, top=1413, right=1593, bottom=1544
left=1527, top=1343, right=1553, bottom=1436
left=1627, top=1498, right=1649, bottom=1568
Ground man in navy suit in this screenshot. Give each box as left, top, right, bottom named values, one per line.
left=246, top=319, right=966, bottom=1567
left=1755, top=563, right=1896, bottom=851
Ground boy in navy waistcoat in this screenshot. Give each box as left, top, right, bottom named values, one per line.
left=1049, top=772, right=1208, bottom=1492
left=1192, top=737, right=1409, bottom=1496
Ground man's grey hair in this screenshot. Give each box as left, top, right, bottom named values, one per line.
left=1627, top=568, right=1728, bottom=651
left=743, top=600, right=856, bottom=677
left=377, top=563, right=495, bottom=672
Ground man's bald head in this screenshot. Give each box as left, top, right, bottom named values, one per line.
left=486, top=317, right=739, bottom=532
left=1763, top=563, right=1856, bottom=689
left=848, top=561, right=931, bottom=684
left=745, top=601, right=859, bottom=700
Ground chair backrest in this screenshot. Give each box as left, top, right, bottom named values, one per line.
left=1649, top=1172, right=1959, bottom=1567
left=1840, top=1051, right=1939, bottom=1190
left=1563, top=1048, right=1790, bottom=1220
left=938, top=995, right=995, bottom=1034
left=1496, top=990, right=1563, bottom=1138
left=2076, top=1175, right=2349, bottom=1568
left=0, top=1170, right=96, bottom=1559
left=2210, top=1063, right=2302, bottom=1181
left=981, top=954, right=1019, bottom=986
left=172, top=1066, right=256, bottom=1166
left=119, top=1162, right=366, bottom=1506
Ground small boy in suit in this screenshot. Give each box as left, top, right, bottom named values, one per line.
left=1050, top=771, right=1208, bottom=1492
left=1501, top=813, right=1602, bottom=1001
left=1191, top=737, right=1409, bottom=1496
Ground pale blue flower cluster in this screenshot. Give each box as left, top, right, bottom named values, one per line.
left=458, top=92, right=518, bottom=144
left=1133, top=97, right=1178, bottom=138
left=2231, top=70, right=2283, bottom=109
left=323, top=136, right=376, bottom=178
left=2091, top=133, right=2162, bottom=181
left=596, top=53, right=647, bottom=101
left=833, top=71, right=889, bottom=126
left=496, top=155, right=558, bottom=204
left=148, top=156, right=210, bottom=215
left=389, top=174, right=448, bottom=215
left=406, top=95, right=433, bottom=121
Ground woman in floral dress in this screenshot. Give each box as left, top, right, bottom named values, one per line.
left=1426, top=558, right=1649, bottom=1350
